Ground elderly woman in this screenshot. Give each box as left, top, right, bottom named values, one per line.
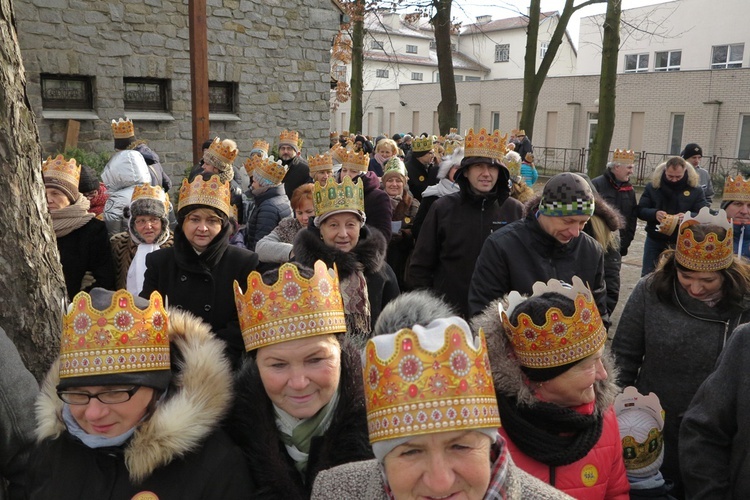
left=381, top=157, right=419, bottom=290
left=256, top=183, right=314, bottom=265
left=26, top=289, right=251, bottom=499
left=43, top=155, right=115, bottom=300
left=110, top=184, right=173, bottom=295
left=141, top=174, right=259, bottom=369
left=613, top=207, right=750, bottom=497
left=474, top=276, right=629, bottom=498
left=293, top=177, right=399, bottom=344
left=228, top=261, right=373, bottom=499
left=242, top=155, right=291, bottom=251
left=311, top=302, right=572, bottom=499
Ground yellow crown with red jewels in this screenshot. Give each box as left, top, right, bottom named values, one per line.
left=308, top=152, right=334, bottom=172
left=111, top=117, right=135, bottom=139
left=42, top=154, right=80, bottom=186
left=177, top=174, right=231, bottom=218
left=723, top=175, right=750, bottom=203
left=279, top=129, right=300, bottom=147
left=243, top=155, right=262, bottom=176
left=313, top=176, right=365, bottom=219
left=501, top=276, right=607, bottom=369
left=341, top=149, right=369, bottom=172
left=251, top=139, right=270, bottom=155
left=412, top=136, right=433, bottom=153
left=253, top=155, right=288, bottom=186
left=234, top=260, right=347, bottom=351
left=330, top=145, right=347, bottom=164
left=464, top=128, right=509, bottom=162
left=613, top=149, right=636, bottom=164
left=203, top=137, right=238, bottom=170
left=363, top=318, right=500, bottom=443
left=59, top=290, right=170, bottom=379
left=131, top=183, right=170, bottom=214
left=675, top=207, right=733, bottom=272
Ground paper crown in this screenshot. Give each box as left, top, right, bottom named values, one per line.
left=243, top=155, right=261, bottom=177
left=613, top=149, right=635, bottom=164
left=279, top=129, right=300, bottom=149
left=251, top=139, right=270, bottom=155
left=464, top=128, right=508, bottom=162
left=42, top=154, right=80, bottom=188
left=449, top=128, right=458, bottom=135
left=59, top=290, right=170, bottom=380
left=234, top=261, right=347, bottom=351
left=203, top=137, right=238, bottom=170
left=131, top=183, right=170, bottom=214
left=444, top=139, right=462, bottom=156
left=656, top=213, right=680, bottom=236
left=330, top=130, right=338, bottom=139
left=329, top=145, right=347, bottom=164
left=313, top=176, right=365, bottom=221
left=501, top=276, right=607, bottom=369
left=253, top=156, right=288, bottom=186
left=363, top=318, right=501, bottom=443
left=615, top=386, right=665, bottom=475
left=504, top=151, right=522, bottom=178
left=177, top=174, right=232, bottom=218
left=412, top=136, right=433, bottom=153
left=516, top=129, right=526, bottom=136
left=383, top=157, right=406, bottom=177
left=341, top=149, right=369, bottom=172
left=675, top=207, right=733, bottom=272
left=723, top=175, right=750, bottom=202
left=111, top=118, right=135, bottom=139
left=308, top=152, right=334, bottom=172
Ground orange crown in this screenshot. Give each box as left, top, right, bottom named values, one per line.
left=464, top=128, right=508, bottom=162
left=613, top=149, right=636, bottom=164
left=131, top=183, right=170, bottom=214
left=253, top=155, right=288, bottom=186
left=243, top=155, right=262, bottom=176
left=363, top=318, right=500, bottom=443
left=59, top=290, right=170, bottom=379
left=313, top=176, right=365, bottom=220
left=723, top=176, right=750, bottom=203
left=203, top=137, right=238, bottom=170
left=42, top=154, right=80, bottom=187
left=501, top=277, right=607, bottom=369
left=111, top=118, right=135, bottom=139
left=330, top=145, right=347, bottom=164
left=279, top=129, right=300, bottom=149
left=251, top=139, right=270, bottom=155
left=675, top=207, right=733, bottom=272
left=234, top=261, right=347, bottom=351
left=308, top=152, right=334, bottom=172
left=330, top=131, right=338, bottom=139
left=177, top=174, right=231, bottom=218
left=341, top=149, right=369, bottom=172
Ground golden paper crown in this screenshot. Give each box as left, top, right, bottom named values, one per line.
left=501, top=276, right=607, bottom=369
left=449, top=128, right=458, bottom=135
left=464, top=128, right=508, bottom=161
left=444, top=139, right=463, bottom=156
left=363, top=319, right=500, bottom=443
left=656, top=213, right=680, bottom=236
left=253, top=156, right=288, bottom=186
left=42, top=154, right=80, bottom=188
left=613, top=149, right=635, bottom=164
left=308, top=152, right=334, bottom=172
left=615, top=386, right=665, bottom=473
left=131, top=183, right=170, bottom=214
left=59, top=290, right=170, bottom=379
left=251, top=139, right=270, bottom=155
left=412, top=136, right=433, bottom=153
left=436, top=135, right=446, bottom=144
left=330, top=145, right=347, bottom=164
left=279, top=129, right=300, bottom=148
left=517, top=129, right=526, bottom=136
left=203, top=137, right=238, bottom=170
left=243, top=155, right=262, bottom=177
left=313, top=176, right=365, bottom=220
left=330, top=131, right=338, bottom=139
left=177, top=174, right=232, bottom=218
left=675, top=207, right=733, bottom=272
left=723, top=176, right=750, bottom=202
left=341, top=149, right=369, bottom=172
left=234, top=261, right=347, bottom=351
left=111, top=118, right=135, bottom=139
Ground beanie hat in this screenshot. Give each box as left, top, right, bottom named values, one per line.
left=78, top=165, right=100, bottom=194
left=615, top=386, right=665, bottom=479
left=681, top=143, right=703, bottom=159
left=538, top=172, right=595, bottom=217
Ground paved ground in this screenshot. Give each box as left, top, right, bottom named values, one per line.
left=610, top=219, right=646, bottom=333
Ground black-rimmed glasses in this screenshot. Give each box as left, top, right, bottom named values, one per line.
left=57, top=386, right=140, bottom=405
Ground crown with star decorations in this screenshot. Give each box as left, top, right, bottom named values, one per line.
left=111, top=118, right=135, bottom=139
left=308, top=152, right=334, bottom=173
left=411, top=136, right=433, bottom=153
left=500, top=276, right=607, bottom=369
left=675, top=207, right=733, bottom=272
left=615, top=386, right=665, bottom=475
left=723, top=175, right=750, bottom=203
left=177, top=174, right=231, bottom=218
left=59, top=290, right=170, bottom=380
left=464, top=128, right=508, bottom=162
left=341, top=148, right=369, bottom=172
left=329, top=145, right=347, bottom=165
left=613, top=149, right=635, bottom=164
left=131, top=183, right=170, bottom=214
left=251, top=139, right=270, bottom=155
left=278, top=129, right=300, bottom=149
left=42, top=154, right=80, bottom=189
left=234, top=261, right=347, bottom=351
left=313, top=176, right=365, bottom=220
left=243, top=155, right=261, bottom=176
left=203, top=137, right=238, bottom=170
left=252, top=156, right=288, bottom=186
left=363, top=318, right=501, bottom=443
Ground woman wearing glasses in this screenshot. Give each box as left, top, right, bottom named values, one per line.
left=26, top=288, right=251, bottom=499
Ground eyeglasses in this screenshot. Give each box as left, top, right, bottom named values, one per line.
left=57, top=386, right=141, bottom=405
left=135, top=217, right=161, bottom=227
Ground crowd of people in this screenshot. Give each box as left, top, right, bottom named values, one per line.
left=4, top=120, right=750, bottom=499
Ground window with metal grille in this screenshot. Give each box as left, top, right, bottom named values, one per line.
left=376, top=69, right=389, bottom=78
left=208, top=81, right=235, bottom=113
left=123, top=78, right=169, bottom=111
left=41, top=74, right=93, bottom=110
left=495, top=44, right=510, bottom=63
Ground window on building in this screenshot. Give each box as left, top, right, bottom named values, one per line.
left=669, top=113, right=685, bottom=155
left=491, top=112, right=500, bottom=131
left=654, top=50, right=681, bottom=71
left=411, top=72, right=423, bottom=81
left=539, top=41, right=549, bottom=58
left=495, top=44, right=510, bottom=63
left=430, top=41, right=456, bottom=51
left=624, top=53, right=649, bottom=73
left=465, top=76, right=481, bottom=82
left=739, top=115, right=750, bottom=160
left=406, top=44, right=418, bottom=54
left=712, top=43, right=744, bottom=69
left=376, top=69, right=389, bottom=78
left=124, top=78, right=169, bottom=111
left=454, top=75, right=463, bottom=82
left=332, top=65, right=347, bottom=82
left=370, top=40, right=384, bottom=50
left=41, top=74, right=94, bottom=110
left=208, top=81, right=236, bottom=113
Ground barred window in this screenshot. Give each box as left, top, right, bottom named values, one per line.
left=123, top=78, right=169, bottom=111
left=376, top=69, right=389, bottom=78
left=209, top=81, right=236, bottom=114
left=41, top=74, right=93, bottom=110
left=495, top=44, right=510, bottom=63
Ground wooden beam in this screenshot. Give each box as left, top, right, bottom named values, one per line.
left=189, top=0, right=209, bottom=166
left=63, top=119, right=80, bottom=150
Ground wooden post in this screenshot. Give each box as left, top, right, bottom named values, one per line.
left=189, top=0, right=209, bottom=165
left=63, top=119, right=80, bottom=150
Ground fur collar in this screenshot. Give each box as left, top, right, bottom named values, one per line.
left=35, top=309, right=234, bottom=483
left=292, top=225, right=387, bottom=279
left=373, top=290, right=457, bottom=336
left=472, top=300, right=620, bottom=415
left=651, top=162, right=700, bottom=188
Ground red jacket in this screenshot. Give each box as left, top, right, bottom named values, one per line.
left=501, top=407, right=629, bottom=499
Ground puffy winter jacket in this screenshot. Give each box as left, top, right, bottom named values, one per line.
left=102, top=150, right=150, bottom=236
left=243, top=184, right=292, bottom=251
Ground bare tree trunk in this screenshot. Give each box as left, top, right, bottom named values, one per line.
left=0, top=0, right=66, bottom=381
left=433, top=0, right=457, bottom=135
left=588, top=0, right=622, bottom=176
left=348, top=0, right=365, bottom=134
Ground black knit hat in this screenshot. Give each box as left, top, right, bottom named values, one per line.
left=681, top=143, right=703, bottom=159
left=78, top=165, right=100, bottom=194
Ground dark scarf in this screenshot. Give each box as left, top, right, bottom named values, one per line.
left=605, top=169, right=633, bottom=192
left=496, top=393, right=603, bottom=467
left=173, top=221, right=231, bottom=271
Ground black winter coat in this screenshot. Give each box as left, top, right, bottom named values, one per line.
left=226, top=340, right=374, bottom=500
left=244, top=185, right=292, bottom=251
left=134, top=143, right=172, bottom=191
left=58, top=218, right=116, bottom=300
left=405, top=154, right=438, bottom=201
left=281, top=155, right=311, bottom=200
left=592, top=169, right=638, bottom=256
left=359, top=171, right=393, bottom=242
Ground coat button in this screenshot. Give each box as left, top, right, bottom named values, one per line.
left=204, top=305, right=211, bottom=312
left=180, top=275, right=187, bottom=282
left=204, top=278, right=209, bottom=282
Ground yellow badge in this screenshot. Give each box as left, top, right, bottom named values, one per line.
left=419, top=175, right=425, bottom=182
left=404, top=217, right=411, bottom=224
left=132, top=493, right=159, bottom=500
left=581, top=464, right=599, bottom=487
left=684, top=190, right=690, bottom=196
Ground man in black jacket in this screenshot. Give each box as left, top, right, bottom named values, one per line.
left=405, top=136, right=438, bottom=201
left=278, top=129, right=311, bottom=199
left=592, top=148, right=638, bottom=256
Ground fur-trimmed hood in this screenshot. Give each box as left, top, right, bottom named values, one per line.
left=472, top=300, right=620, bottom=416
left=651, top=161, right=700, bottom=188
left=35, top=309, right=234, bottom=483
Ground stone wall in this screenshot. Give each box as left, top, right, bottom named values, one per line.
left=15, top=0, right=340, bottom=185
